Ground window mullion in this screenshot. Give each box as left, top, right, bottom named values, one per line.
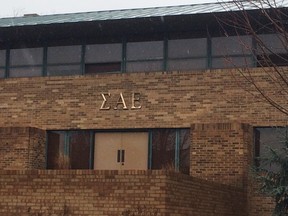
left=81, top=44, right=86, bottom=75
left=148, top=130, right=153, bottom=169
left=163, top=37, right=168, bottom=71
left=122, top=39, right=127, bottom=73
left=175, top=129, right=180, bottom=172
left=65, top=132, right=70, bottom=156
left=43, top=46, right=47, bottom=76
left=89, top=131, right=94, bottom=169
left=5, top=48, right=10, bottom=78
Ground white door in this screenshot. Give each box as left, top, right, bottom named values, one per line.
left=94, top=132, right=148, bottom=170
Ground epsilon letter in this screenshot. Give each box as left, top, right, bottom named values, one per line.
left=131, top=92, right=141, bottom=109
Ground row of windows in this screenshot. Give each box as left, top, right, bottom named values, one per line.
left=46, top=127, right=286, bottom=173
left=0, top=34, right=286, bottom=78
left=47, top=129, right=190, bottom=174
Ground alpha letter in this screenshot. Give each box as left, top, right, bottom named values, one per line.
left=114, top=93, right=128, bottom=110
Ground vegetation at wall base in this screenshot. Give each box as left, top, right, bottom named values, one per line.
left=121, top=205, right=159, bottom=216
left=218, top=1, right=288, bottom=212
left=254, top=133, right=288, bottom=215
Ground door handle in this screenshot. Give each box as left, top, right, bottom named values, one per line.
left=121, top=150, right=125, bottom=164
left=117, top=150, right=121, bottom=163
left=117, top=149, right=125, bottom=164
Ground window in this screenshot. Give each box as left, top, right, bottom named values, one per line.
left=47, top=45, right=82, bottom=76
left=0, top=49, right=5, bottom=78
left=150, top=128, right=190, bottom=174
left=254, top=127, right=288, bottom=170
left=126, top=41, right=164, bottom=72
left=9, top=48, right=43, bottom=77
left=211, top=36, right=254, bottom=68
left=47, top=129, right=190, bottom=173
left=257, top=34, right=288, bottom=66
left=257, top=54, right=288, bottom=67
left=257, top=34, right=287, bottom=55
left=151, top=129, right=176, bottom=170
left=167, top=38, right=207, bottom=71
left=47, top=131, right=92, bottom=169
left=85, top=43, right=122, bottom=73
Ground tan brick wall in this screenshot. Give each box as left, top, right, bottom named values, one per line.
left=0, top=127, right=46, bottom=170
left=0, top=170, right=246, bottom=216
left=165, top=174, right=247, bottom=216
left=0, top=68, right=285, bottom=215
left=0, top=68, right=286, bottom=130
left=249, top=184, right=274, bottom=216
left=27, top=127, right=46, bottom=169
left=190, top=122, right=253, bottom=189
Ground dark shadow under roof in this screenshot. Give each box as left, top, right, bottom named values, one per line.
left=0, top=1, right=287, bottom=28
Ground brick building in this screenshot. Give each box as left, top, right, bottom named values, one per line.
left=0, top=2, right=287, bottom=215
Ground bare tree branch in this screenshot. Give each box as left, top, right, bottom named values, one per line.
left=216, top=0, right=288, bottom=116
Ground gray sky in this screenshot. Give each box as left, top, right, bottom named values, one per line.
left=1, top=0, right=217, bottom=18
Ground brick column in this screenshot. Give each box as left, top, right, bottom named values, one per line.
left=190, top=122, right=253, bottom=189
left=0, top=127, right=46, bottom=170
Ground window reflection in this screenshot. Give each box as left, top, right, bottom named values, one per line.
left=152, top=129, right=176, bottom=170
left=211, top=35, right=253, bottom=69
left=85, top=43, right=122, bottom=73
left=179, top=129, right=190, bottom=174
left=9, top=48, right=43, bottom=77
left=10, top=48, right=43, bottom=66
left=47, top=129, right=191, bottom=173
left=47, top=131, right=91, bottom=169
left=0, top=33, right=286, bottom=78
left=0, top=50, right=5, bottom=67
left=254, top=127, right=288, bottom=171
left=151, top=129, right=190, bottom=174
left=126, top=41, right=164, bottom=72
left=47, top=45, right=82, bottom=76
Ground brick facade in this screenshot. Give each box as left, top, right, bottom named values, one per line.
left=0, top=127, right=46, bottom=170
left=0, top=68, right=286, bottom=130
left=191, top=123, right=253, bottom=188
left=0, top=170, right=246, bottom=216
left=248, top=184, right=274, bottom=216
left=0, top=68, right=285, bottom=215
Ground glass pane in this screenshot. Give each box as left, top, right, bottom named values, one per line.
left=10, top=48, right=43, bottom=66
left=179, top=129, right=190, bottom=174
left=257, top=34, right=287, bottom=54
left=9, top=67, right=42, bottom=78
left=47, top=65, right=82, bottom=76
left=212, top=56, right=254, bottom=69
left=256, top=127, right=288, bottom=171
left=127, top=41, right=163, bottom=61
left=152, top=129, right=176, bottom=170
left=47, top=45, right=81, bottom=64
left=212, top=36, right=252, bottom=56
left=126, top=61, right=162, bottom=72
left=257, top=128, right=287, bottom=156
left=0, top=68, right=5, bottom=78
left=47, top=132, right=66, bottom=169
left=167, top=59, right=207, bottom=71
left=69, top=131, right=91, bottom=169
left=85, top=43, right=122, bottom=63
left=257, top=54, right=288, bottom=67
left=85, top=63, right=121, bottom=73
left=0, top=50, right=6, bottom=67
left=168, top=38, right=207, bottom=58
